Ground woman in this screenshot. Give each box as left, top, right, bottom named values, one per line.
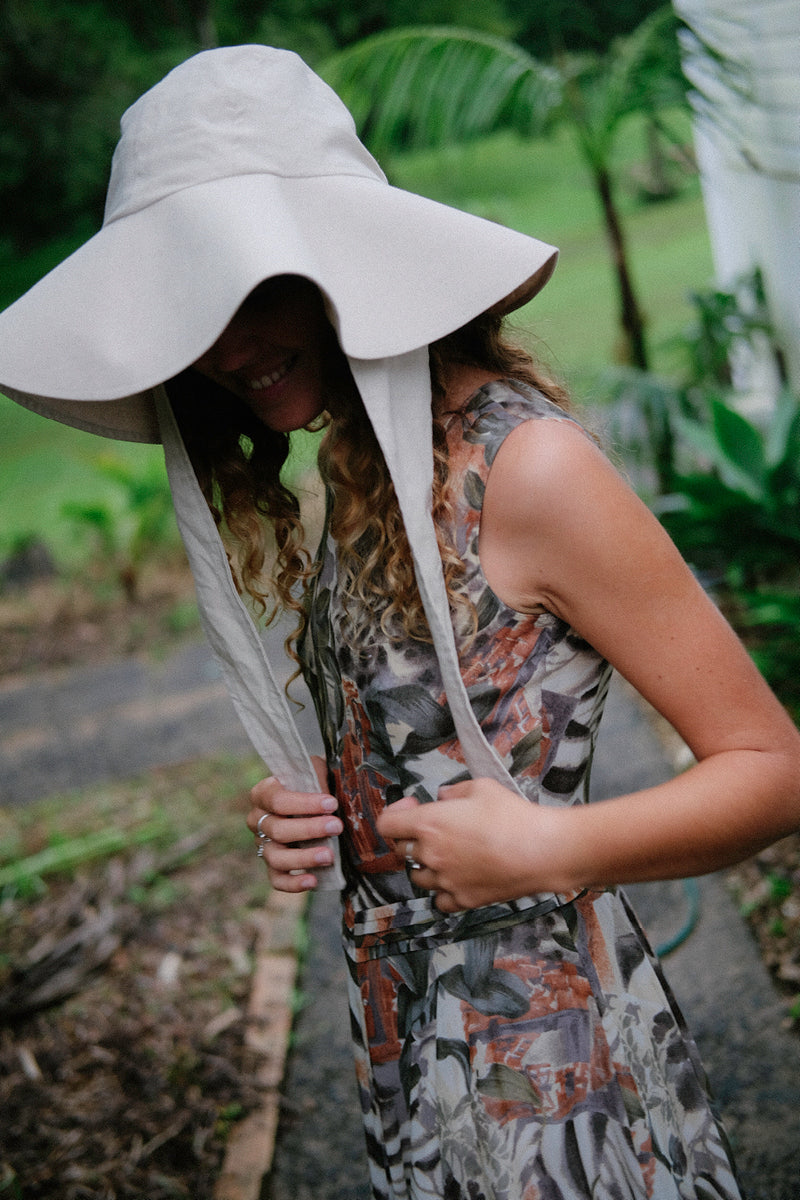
left=1, top=45, right=799, bottom=1200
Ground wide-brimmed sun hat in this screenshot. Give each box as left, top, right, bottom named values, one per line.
left=0, top=46, right=566, bottom=892
left=0, top=44, right=557, bottom=443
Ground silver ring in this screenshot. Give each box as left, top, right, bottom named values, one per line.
left=405, top=840, right=423, bottom=871
left=256, top=813, right=270, bottom=839
left=256, top=843, right=265, bottom=858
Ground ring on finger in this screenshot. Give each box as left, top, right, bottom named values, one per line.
left=405, top=840, right=423, bottom=871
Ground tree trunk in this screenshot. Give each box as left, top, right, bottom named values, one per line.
left=192, top=0, right=218, bottom=49
left=594, top=164, right=649, bottom=371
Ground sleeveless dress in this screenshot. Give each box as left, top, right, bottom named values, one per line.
left=299, top=381, right=740, bottom=1200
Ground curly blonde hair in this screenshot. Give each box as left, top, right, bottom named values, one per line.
left=166, top=309, right=569, bottom=653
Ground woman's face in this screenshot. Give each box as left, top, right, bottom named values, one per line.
left=192, top=275, right=344, bottom=432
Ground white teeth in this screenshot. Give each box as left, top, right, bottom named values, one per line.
left=248, top=357, right=295, bottom=391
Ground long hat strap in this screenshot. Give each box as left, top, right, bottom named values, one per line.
left=349, top=352, right=525, bottom=790
left=154, top=384, right=345, bottom=890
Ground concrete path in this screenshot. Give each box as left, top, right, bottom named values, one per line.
left=2, top=644, right=799, bottom=1197
left=0, top=642, right=250, bottom=806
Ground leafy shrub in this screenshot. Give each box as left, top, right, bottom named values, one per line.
left=600, top=268, right=778, bottom=499
left=655, top=388, right=800, bottom=589
left=61, top=453, right=178, bottom=600
left=599, top=272, right=800, bottom=720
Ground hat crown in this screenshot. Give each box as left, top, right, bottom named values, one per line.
left=104, top=45, right=385, bottom=224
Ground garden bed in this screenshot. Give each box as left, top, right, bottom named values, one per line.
left=0, top=754, right=289, bottom=1199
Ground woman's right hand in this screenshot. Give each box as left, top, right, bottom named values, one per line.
left=247, top=756, right=342, bottom=892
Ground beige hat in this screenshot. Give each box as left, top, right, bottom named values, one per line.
left=0, top=44, right=557, bottom=442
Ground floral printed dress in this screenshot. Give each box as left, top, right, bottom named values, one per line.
left=299, top=381, right=740, bottom=1200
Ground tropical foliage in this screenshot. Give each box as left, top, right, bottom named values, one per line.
left=510, top=0, right=669, bottom=58
left=323, top=8, right=690, bottom=370
left=0, top=0, right=514, bottom=258
left=657, top=388, right=800, bottom=589
left=602, top=270, right=776, bottom=495
left=0, top=0, right=664, bottom=271
left=604, top=273, right=800, bottom=721
left=61, top=453, right=177, bottom=600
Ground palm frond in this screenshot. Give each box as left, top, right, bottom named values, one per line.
left=563, top=7, right=686, bottom=162
left=322, top=26, right=561, bottom=157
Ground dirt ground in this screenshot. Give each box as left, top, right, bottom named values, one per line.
left=0, top=749, right=277, bottom=1199
left=0, top=558, right=202, bottom=678
left=0, top=563, right=282, bottom=1197
left=726, top=832, right=800, bottom=1027
left=1, top=561, right=798, bottom=1196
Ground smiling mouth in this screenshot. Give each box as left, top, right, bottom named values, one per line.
left=248, top=355, right=298, bottom=392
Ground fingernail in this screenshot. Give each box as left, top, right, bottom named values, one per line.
left=320, top=795, right=338, bottom=812
left=301, top=875, right=317, bottom=890
left=314, top=848, right=333, bottom=865
left=324, top=818, right=342, bottom=835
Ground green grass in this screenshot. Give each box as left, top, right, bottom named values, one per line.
left=388, top=114, right=714, bottom=387
left=0, top=752, right=267, bottom=877
left=0, top=402, right=165, bottom=565
left=1, top=112, right=714, bottom=562
left=0, top=392, right=324, bottom=566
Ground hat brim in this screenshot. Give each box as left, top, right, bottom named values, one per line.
left=0, top=173, right=557, bottom=443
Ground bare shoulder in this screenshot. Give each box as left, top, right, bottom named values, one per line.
left=479, top=413, right=637, bottom=611
left=486, top=411, right=617, bottom=507
left=480, top=412, right=799, bottom=762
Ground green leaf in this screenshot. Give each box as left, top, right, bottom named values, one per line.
left=765, top=390, right=800, bottom=471
left=322, top=27, right=561, bottom=157
left=0, top=821, right=167, bottom=890
left=674, top=412, right=763, bottom=502
left=711, top=399, right=766, bottom=490
left=673, top=415, right=724, bottom=465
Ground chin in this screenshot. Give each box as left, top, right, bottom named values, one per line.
left=257, top=403, right=326, bottom=433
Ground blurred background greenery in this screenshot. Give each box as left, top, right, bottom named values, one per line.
left=0, top=0, right=705, bottom=560
left=1, top=0, right=797, bottom=717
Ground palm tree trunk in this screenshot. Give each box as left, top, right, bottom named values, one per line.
left=191, top=0, right=218, bottom=49
left=594, top=163, right=649, bottom=371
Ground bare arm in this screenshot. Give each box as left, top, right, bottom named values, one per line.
left=379, top=418, right=800, bottom=911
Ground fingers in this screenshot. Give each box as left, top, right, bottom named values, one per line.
left=255, top=809, right=343, bottom=847
left=431, top=890, right=461, bottom=914
left=248, top=773, right=343, bottom=892
left=388, top=794, right=421, bottom=813
left=249, top=773, right=338, bottom=819
left=247, top=775, right=340, bottom=839
left=376, top=794, right=422, bottom=842
left=404, top=860, right=461, bottom=914
left=254, top=831, right=340, bottom=892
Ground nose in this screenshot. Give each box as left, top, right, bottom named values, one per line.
left=199, top=315, right=260, bottom=374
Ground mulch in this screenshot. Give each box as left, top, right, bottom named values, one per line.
left=0, top=755, right=279, bottom=1198
left=0, top=559, right=201, bottom=678
left=727, top=832, right=800, bottom=1028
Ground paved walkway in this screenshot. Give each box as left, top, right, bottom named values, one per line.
left=2, top=643, right=799, bottom=1198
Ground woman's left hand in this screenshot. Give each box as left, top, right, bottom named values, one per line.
left=376, top=779, right=563, bottom=913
